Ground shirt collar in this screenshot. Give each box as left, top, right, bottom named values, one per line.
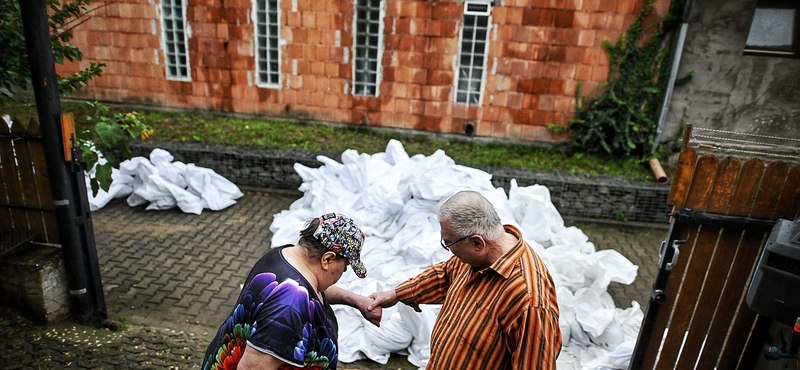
left=487, top=225, right=525, bottom=280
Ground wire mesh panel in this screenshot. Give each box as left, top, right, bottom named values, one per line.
left=632, top=148, right=800, bottom=370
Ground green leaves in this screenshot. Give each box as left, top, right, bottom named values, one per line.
left=95, top=121, right=125, bottom=148
left=77, top=102, right=155, bottom=196
left=563, top=0, right=691, bottom=158
left=0, top=0, right=104, bottom=101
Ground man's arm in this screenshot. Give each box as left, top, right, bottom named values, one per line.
left=325, top=285, right=382, bottom=326
left=508, top=307, right=561, bottom=370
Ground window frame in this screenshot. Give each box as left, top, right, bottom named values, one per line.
left=744, top=0, right=800, bottom=58
left=351, top=0, right=385, bottom=97
left=254, top=0, right=282, bottom=88
left=453, top=1, right=492, bottom=105
left=160, top=0, right=192, bottom=81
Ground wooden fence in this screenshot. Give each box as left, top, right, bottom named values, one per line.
left=0, top=117, right=59, bottom=251
left=631, top=148, right=800, bottom=369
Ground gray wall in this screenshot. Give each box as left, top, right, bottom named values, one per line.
left=662, top=0, right=800, bottom=147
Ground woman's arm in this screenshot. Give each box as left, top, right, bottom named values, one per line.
left=237, top=344, right=286, bottom=370
left=326, top=285, right=383, bottom=326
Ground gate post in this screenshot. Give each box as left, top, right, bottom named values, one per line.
left=18, top=0, right=106, bottom=325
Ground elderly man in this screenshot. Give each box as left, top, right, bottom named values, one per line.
left=369, top=190, right=561, bottom=369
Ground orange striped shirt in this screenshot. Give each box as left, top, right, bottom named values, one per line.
left=396, top=225, right=561, bottom=370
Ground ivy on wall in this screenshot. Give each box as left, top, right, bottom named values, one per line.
left=556, top=0, right=691, bottom=157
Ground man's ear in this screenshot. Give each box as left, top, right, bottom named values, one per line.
left=470, top=235, right=486, bottom=250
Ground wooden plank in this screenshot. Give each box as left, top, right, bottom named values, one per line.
left=728, top=159, right=765, bottom=216
left=736, top=314, right=772, bottom=369
left=668, top=148, right=698, bottom=209
left=655, top=224, right=721, bottom=369
left=0, top=122, right=27, bottom=228
left=0, top=119, right=12, bottom=228
left=683, top=154, right=719, bottom=212
left=23, top=118, right=57, bottom=241
left=24, top=119, right=57, bottom=242
left=706, top=157, right=741, bottom=214
left=639, top=225, right=699, bottom=370
left=718, top=174, right=781, bottom=366
left=750, top=161, right=789, bottom=219
left=696, top=230, right=766, bottom=369
left=11, top=132, right=45, bottom=236
left=61, top=113, right=75, bottom=162
left=774, top=163, right=800, bottom=220
left=673, top=227, right=743, bottom=369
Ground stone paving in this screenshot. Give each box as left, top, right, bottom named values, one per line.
left=0, top=189, right=668, bottom=369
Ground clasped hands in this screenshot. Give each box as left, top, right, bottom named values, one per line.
left=355, top=289, right=421, bottom=328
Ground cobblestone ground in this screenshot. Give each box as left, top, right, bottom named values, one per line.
left=0, top=190, right=667, bottom=369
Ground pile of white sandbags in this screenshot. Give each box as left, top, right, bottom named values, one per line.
left=269, top=139, right=644, bottom=370
left=86, top=148, right=243, bottom=214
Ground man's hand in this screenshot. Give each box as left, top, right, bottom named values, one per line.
left=353, top=294, right=383, bottom=327
left=367, top=289, right=419, bottom=311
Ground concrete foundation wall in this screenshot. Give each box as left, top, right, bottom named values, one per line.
left=0, top=244, right=71, bottom=324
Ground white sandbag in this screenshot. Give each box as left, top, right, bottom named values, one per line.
left=185, top=163, right=243, bottom=211
left=86, top=168, right=134, bottom=211
left=509, top=180, right=565, bottom=246
left=266, top=139, right=644, bottom=370
left=574, top=288, right=617, bottom=338
left=150, top=148, right=188, bottom=189
left=90, top=149, right=243, bottom=214
left=134, top=174, right=204, bottom=214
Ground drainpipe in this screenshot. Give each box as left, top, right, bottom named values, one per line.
left=18, top=0, right=100, bottom=324
left=652, top=0, right=694, bottom=153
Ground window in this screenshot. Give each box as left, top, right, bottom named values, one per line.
left=161, top=0, right=191, bottom=79
left=455, top=1, right=491, bottom=105
left=256, top=0, right=280, bottom=86
left=745, top=0, right=800, bottom=57
left=353, top=0, right=383, bottom=96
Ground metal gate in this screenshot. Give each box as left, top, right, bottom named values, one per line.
left=630, top=148, right=800, bottom=369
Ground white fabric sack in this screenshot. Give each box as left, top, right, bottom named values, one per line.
left=185, top=163, right=244, bottom=210
left=265, top=139, right=645, bottom=370
left=89, top=149, right=243, bottom=214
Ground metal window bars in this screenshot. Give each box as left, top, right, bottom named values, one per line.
left=256, top=0, right=280, bottom=86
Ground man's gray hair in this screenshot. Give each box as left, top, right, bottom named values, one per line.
left=438, top=191, right=503, bottom=240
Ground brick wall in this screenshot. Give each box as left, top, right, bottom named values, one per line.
left=59, top=0, right=669, bottom=143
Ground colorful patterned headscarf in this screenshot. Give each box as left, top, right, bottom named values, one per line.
left=313, top=213, right=367, bottom=278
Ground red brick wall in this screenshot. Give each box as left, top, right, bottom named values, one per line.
left=59, top=0, right=669, bottom=143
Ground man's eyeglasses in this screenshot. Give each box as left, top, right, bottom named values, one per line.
left=440, top=234, right=472, bottom=251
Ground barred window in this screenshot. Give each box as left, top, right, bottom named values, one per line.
left=161, top=0, right=190, bottom=79
left=256, top=0, right=280, bottom=86
left=353, top=0, right=382, bottom=96
left=455, top=1, right=491, bottom=105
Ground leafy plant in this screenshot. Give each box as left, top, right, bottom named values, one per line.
left=563, top=0, right=691, bottom=157
left=77, top=102, right=154, bottom=196
left=0, top=0, right=105, bottom=100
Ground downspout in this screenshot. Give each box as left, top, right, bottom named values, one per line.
left=652, top=0, right=694, bottom=153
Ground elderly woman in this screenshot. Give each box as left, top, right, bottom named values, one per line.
left=202, top=213, right=380, bottom=370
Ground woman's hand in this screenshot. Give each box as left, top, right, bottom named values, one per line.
left=325, top=285, right=383, bottom=326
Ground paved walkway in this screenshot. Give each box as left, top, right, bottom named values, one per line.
left=0, top=189, right=668, bottom=369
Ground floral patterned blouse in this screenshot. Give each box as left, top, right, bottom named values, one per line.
left=202, top=246, right=339, bottom=370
